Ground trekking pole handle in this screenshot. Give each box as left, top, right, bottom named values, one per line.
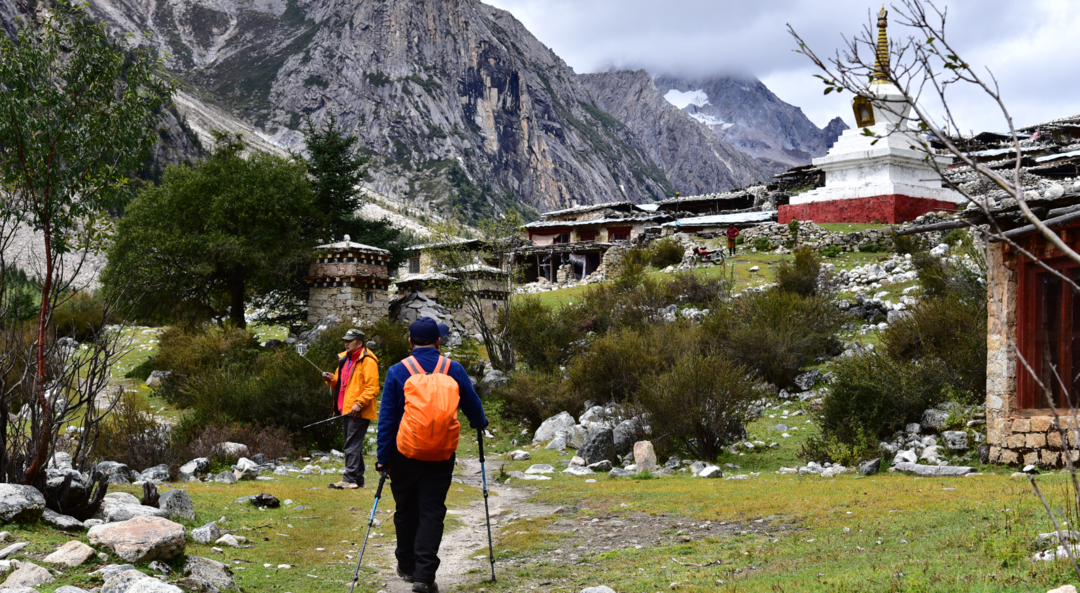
left=477, top=428, right=485, bottom=463
left=373, top=470, right=387, bottom=501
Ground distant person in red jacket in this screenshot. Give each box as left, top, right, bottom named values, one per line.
left=726, top=224, right=740, bottom=256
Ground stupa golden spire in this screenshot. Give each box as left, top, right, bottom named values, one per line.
left=872, top=6, right=889, bottom=84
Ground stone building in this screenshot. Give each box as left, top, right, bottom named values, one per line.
left=306, top=236, right=392, bottom=324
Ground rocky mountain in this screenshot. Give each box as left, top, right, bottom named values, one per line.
left=654, top=75, right=847, bottom=171
left=577, top=70, right=766, bottom=197
left=76, top=0, right=776, bottom=217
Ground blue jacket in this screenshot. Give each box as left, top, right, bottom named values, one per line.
left=376, top=347, right=488, bottom=465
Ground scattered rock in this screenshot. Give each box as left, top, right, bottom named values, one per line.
left=633, top=441, right=658, bottom=473
left=214, top=471, right=237, bottom=485
left=0, top=542, right=27, bottom=560
left=698, top=466, right=723, bottom=479
left=1047, top=585, right=1078, bottom=593
left=858, top=458, right=881, bottom=476
left=215, top=534, right=245, bottom=548
left=508, top=450, right=530, bottom=461
left=145, top=370, right=172, bottom=389
left=42, top=508, right=85, bottom=531
left=568, top=456, right=586, bottom=467
left=921, top=409, right=948, bottom=433
left=105, top=504, right=169, bottom=523
left=159, top=490, right=195, bottom=521
left=524, top=465, right=554, bottom=475
left=1, top=561, right=54, bottom=589
left=210, top=442, right=249, bottom=461
left=183, top=556, right=237, bottom=591
left=0, top=484, right=45, bottom=523
left=139, top=465, right=170, bottom=483
left=793, top=369, right=822, bottom=391
left=88, top=516, right=187, bottom=563
left=533, top=412, right=576, bottom=444
left=55, top=586, right=92, bottom=593
left=232, top=458, right=259, bottom=481
left=941, top=431, right=969, bottom=451
left=102, top=568, right=183, bottom=593
left=581, top=587, right=617, bottom=593
left=563, top=466, right=595, bottom=477
left=768, top=424, right=789, bottom=432
left=90, top=564, right=137, bottom=582
left=612, top=418, right=639, bottom=456
left=892, top=450, right=918, bottom=465
left=191, top=523, right=221, bottom=544
left=250, top=494, right=280, bottom=508
left=103, top=493, right=141, bottom=507
left=608, top=468, right=634, bottom=477
left=42, top=540, right=96, bottom=567
left=179, top=458, right=210, bottom=477
left=891, top=462, right=975, bottom=477
left=95, top=462, right=137, bottom=485
left=579, top=428, right=615, bottom=466
left=587, top=460, right=612, bottom=472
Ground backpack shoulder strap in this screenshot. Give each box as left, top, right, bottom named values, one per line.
left=401, top=356, right=424, bottom=376
left=433, top=356, right=451, bottom=375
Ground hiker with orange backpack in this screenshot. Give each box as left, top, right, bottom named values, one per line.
left=376, top=317, right=487, bottom=593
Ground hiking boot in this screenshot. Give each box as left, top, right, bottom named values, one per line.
left=412, top=583, right=438, bottom=593
left=328, top=481, right=358, bottom=489
left=396, top=566, right=414, bottom=583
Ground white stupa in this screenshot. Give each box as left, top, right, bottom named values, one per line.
left=780, top=8, right=963, bottom=224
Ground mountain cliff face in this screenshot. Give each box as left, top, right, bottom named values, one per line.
left=654, top=75, right=847, bottom=170
left=83, top=0, right=680, bottom=216
left=577, top=70, right=765, bottom=197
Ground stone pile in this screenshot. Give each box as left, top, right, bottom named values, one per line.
left=878, top=403, right=987, bottom=466
left=832, top=254, right=919, bottom=292
left=389, top=292, right=465, bottom=335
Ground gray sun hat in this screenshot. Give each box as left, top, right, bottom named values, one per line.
left=342, top=328, right=366, bottom=342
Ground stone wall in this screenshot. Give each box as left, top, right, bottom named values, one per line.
left=736, top=222, right=893, bottom=253
left=307, top=286, right=389, bottom=325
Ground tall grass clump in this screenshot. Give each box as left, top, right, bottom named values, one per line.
left=775, top=246, right=824, bottom=297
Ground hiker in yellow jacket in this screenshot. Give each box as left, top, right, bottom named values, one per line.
left=322, top=328, right=380, bottom=489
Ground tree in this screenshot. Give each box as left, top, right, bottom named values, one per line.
left=428, top=213, right=526, bottom=371
left=102, top=133, right=317, bottom=328
left=302, top=116, right=414, bottom=268
left=0, top=7, right=172, bottom=485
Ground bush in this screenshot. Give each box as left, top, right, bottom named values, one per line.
left=1, top=267, right=39, bottom=322
left=505, top=297, right=581, bottom=372
left=941, top=228, right=973, bottom=249
left=775, top=246, right=823, bottom=297
left=803, top=352, right=955, bottom=464
left=364, top=317, right=412, bottom=376
left=735, top=234, right=744, bottom=245
left=179, top=422, right=295, bottom=462
left=154, top=324, right=261, bottom=405
left=661, top=272, right=730, bottom=307
left=568, top=328, right=661, bottom=404
left=820, top=245, right=843, bottom=258
left=636, top=353, right=755, bottom=461
left=52, top=291, right=106, bottom=343
left=492, top=369, right=583, bottom=431
left=704, top=290, right=842, bottom=388
left=92, top=392, right=181, bottom=471
left=892, top=233, right=925, bottom=255
left=649, top=238, right=684, bottom=268
left=752, top=236, right=772, bottom=252
left=858, top=241, right=886, bottom=253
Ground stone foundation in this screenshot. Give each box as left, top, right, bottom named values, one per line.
left=307, top=286, right=389, bottom=325
left=779, top=194, right=960, bottom=224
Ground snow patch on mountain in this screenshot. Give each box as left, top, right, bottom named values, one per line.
left=663, top=89, right=709, bottom=110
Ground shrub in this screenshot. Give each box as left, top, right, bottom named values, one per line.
left=568, top=328, right=661, bottom=404
left=649, top=238, right=684, bottom=268
left=179, top=422, right=295, bottom=462
left=154, top=324, right=261, bottom=405
left=892, top=232, right=925, bottom=255
left=636, top=353, right=755, bottom=461
left=775, top=246, right=823, bottom=297
left=492, top=369, right=583, bottom=430
left=787, top=219, right=800, bottom=243
left=941, top=228, right=973, bottom=249
left=1, top=267, right=39, bottom=322
left=752, top=236, right=772, bottom=252
left=881, top=293, right=987, bottom=399
left=735, top=234, right=744, bottom=246
left=52, top=291, right=106, bottom=342
left=505, top=297, right=581, bottom=372
left=661, top=272, right=730, bottom=307
left=620, top=245, right=651, bottom=270
left=820, top=245, right=843, bottom=258
left=364, top=317, right=412, bottom=376
left=92, top=392, right=181, bottom=471
left=858, top=241, right=886, bottom=253
left=704, top=290, right=842, bottom=388
left=804, top=351, right=955, bottom=463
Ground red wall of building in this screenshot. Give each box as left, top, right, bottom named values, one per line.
left=778, top=195, right=961, bottom=224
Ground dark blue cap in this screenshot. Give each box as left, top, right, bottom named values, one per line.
left=410, top=317, right=450, bottom=342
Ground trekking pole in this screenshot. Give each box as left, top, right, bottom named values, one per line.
left=300, top=415, right=347, bottom=430
left=349, top=470, right=388, bottom=593
left=477, top=429, right=496, bottom=582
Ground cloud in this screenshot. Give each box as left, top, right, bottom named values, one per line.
left=483, top=0, right=1080, bottom=132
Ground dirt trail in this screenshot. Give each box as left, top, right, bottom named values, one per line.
left=373, top=457, right=556, bottom=592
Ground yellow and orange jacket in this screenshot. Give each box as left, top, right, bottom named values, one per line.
left=324, top=349, right=380, bottom=421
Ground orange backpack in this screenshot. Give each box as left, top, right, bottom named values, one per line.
left=396, top=355, right=461, bottom=461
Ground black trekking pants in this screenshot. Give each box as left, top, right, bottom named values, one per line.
left=390, top=450, right=455, bottom=585
left=342, top=416, right=369, bottom=485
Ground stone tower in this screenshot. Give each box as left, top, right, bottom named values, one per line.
left=306, top=235, right=391, bottom=324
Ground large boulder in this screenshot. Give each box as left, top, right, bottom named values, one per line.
left=533, top=412, right=576, bottom=444
left=158, top=490, right=195, bottom=521
left=921, top=409, right=949, bottom=433
left=179, top=458, right=210, bottom=477
left=42, top=508, right=85, bottom=531
left=0, top=484, right=45, bottom=523
left=793, top=369, right=822, bottom=392
left=612, top=418, right=639, bottom=456
left=191, top=522, right=221, bottom=544
left=633, top=441, right=658, bottom=472
left=105, top=504, right=169, bottom=523
left=95, top=462, right=136, bottom=485
left=941, top=431, right=969, bottom=451
left=102, top=569, right=183, bottom=593
left=210, top=443, right=249, bottom=461
left=1, top=561, right=53, bottom=589
left=891, top=462, right=976, bottom=477
left=578, top=428, right=615, bottom=466
left=43, top=540, right=96, bottom=567
left=479, top=370, right=508, bottom=395
left=139, top=465, right=170, bottom=483
left=145, top=370, right=172, bottom=389
left=88, top=516, right=186, bottom=563
left=182, top=556, right=237, bottom=591
left=103, top=493, right=141, bottom=506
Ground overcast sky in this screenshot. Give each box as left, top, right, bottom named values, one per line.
left=483, top=0, right=1080, bottom=134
